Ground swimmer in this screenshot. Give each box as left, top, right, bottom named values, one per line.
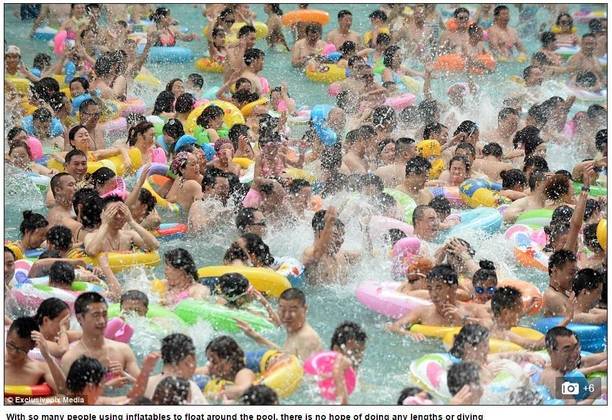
left=328, top=321, right=368, bottom=404
left=292, top=24, right=326, bottom=68
left=487, top=6, right=526, bottom=59
left=327, top=10, right=361, bottom=49
left=394, top=156, right=434, bottom=205
left=374, top=138, right=417, bottom=187
left=158, top=248, right=211, bottom=306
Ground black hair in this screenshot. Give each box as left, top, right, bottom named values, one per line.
left=473, top=260, right=497, bottom=285
left=397, top=387, right=432, bottom=405
left=217, top=273, right=250, bottom=304
left=543, top=174, right=570, bottom=201
left=152, top=376, right=190, bottom=405
left=449, top=324, right=490, bottom=359
left=279, top=288, right=306, bottom=305
left=449, top=155, right=471, bottom=172
left=500, top=169, right=527, bottom=189
left=417, top=99, right=439, bottom=125
left=5, top=246, right=16, bottom=260
left=523, top=65, right=541, bottom=80
left=545, top=326, right=577, bottom=351
left=196, top=105, right=224, bottom=129
left=311, top=209, right=345, bottom=234
left=74, top=189, right=103, bottom=229
left=583, top=223, right=602, bottom=251
left=74, top=292, right=107, bottom=316
left=369, top=9, right=388, bottom=22
left=46, top=225, right=73, bottom=252
left=375, top=32, right=392, bottom=47
left=49, top=261, right=75, bottom=287
left=240, top=233, right=274, bottom=266
left=523, top=155, right=549, bottom=173
left=175, top=93, right=195, bottom=114
left=513, top=125, right=541, bottom=150
left=240, top=384, right=279, bottom=405
left=532, top=51, right=553, bottom=66
left=238, top=24, right=256, bottom=38
left=548, top=249, right=577, bottom=276
left=482, top=142, right=503, bottom=158
left=90, top=167, right=116, bottom=190
left=228, top=124, right=250, bottom=151
left=305, top=23, right=322, bottom=35
left=330, top=321, right=367, bottom=349
left=161, top=333, right=196, bottom=365
left=423, top=122, right=444, bottom=140
left=70, top=76, right=90, bottom=92
left=244, top=48, right=265, bottom=66
left=360, top=173, right=384, bottom=193
left=555, top=12, right=573, bottom=26
left=164, top=248, right=198, bottom=283
left=572, top=268, right=604, bottom=296
left=187, top=73, right=204, bottom=89
left=584, top=199, right=600, bottom=222
left=94, top=54, right=113, bottom=77
left=426, top=264, right=458, bottom=286
left=7, top=316, right=39, bottom=339
left=338, top=9, right=352, bottom=19
left=150, top=7, right=170, bottom=22
left=455, top=142, right=477, bottom=159
left=205, top=335, right=246, bottom=377
left=447, top=362, right=480, bottom=396
left=66, top=356, right=106, bottom=394
left=491, top=286, right=523, bottom=317
left=453, top=7, right=470, bottom=18
left=34, top=298, right=70, bottom=326
left=429, top=196, right=451, bottom=219
left=493, top=5, right=509, bottom=16
left=372, top=105, right=397, bottom=131
left=235, top=207, right=260, bottom=233
left=163, top=118, right=185, bottom=141
left=588, top=18, right=604, bottom=33
left=339, top=41, right=356, bottom=56
left=120, top=290, right=149, bottom=309
left=405, top=156, right=431, bottom=176
left=127, top=121, right=154, bottom=147
left=19, top=210, right=48, bottom=237
left=386, top=228, right=407, bottom=246
left=383, top=45, right=400, bottom=68
left=138, top=189, right=156, bottom=216
left=453, top=120, right=479, bottom=138
left=411, top=204, right=433, bottom=226
left=224, top=242, right=249, bottom=264
left=595, top=129, right=607, bottom=152
left=32, top=107, right=53, bottom=123
left=65, top=148, right=87, bottom=165
left=152, top=90, right=175, bottom=115
left=288, top=179, right=311, bottom=195
left=79, top=98, right=99, bottom=114
left=587, top=104, right=606, bottom=120
left=527, top=170, right=545, bottom=192
left=33, top=52, right=51, bottom=69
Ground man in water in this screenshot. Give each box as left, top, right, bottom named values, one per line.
left=225, top=25, right=257, bottom=82
left=292, top=24, right=326, bottom=68
left=375, top=137, right=417, bottom=187
left=412, top=205, right=440, bottom=243
left=394, top=156, right=434, bottom=205
left=567, top=33, right=605, bottom=83
left=237, top=288, right=323, bottom=361
left=503, top=171, right=548, bottom=223
left=47, top=173, right=81, bottom=237
left=326, top=10, right=361, bottom=49
left=487, top=5, right=526, bottom=59
left=543, top=250, right=578, bottom=317
left=302, top=207, right=360, bottom=284
left=482, top=107, right=520, bottom=156
left=61, top=292, right=140, bottom=386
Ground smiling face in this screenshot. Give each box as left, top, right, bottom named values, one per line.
left=5, top=330, right=34, bottom=364
left=70, top=127, right=92, bottom=151
left=171, top=81, right=185, bottom=98
left=9, top=145, right=31, bottom=167
left=278, top=298, right=307, bottom=333
left=66, top=154, right=88, bottom=180
left=77, top=302, right=108, bottom=336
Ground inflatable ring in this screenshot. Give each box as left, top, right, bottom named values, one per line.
left=134, top=68, right=162, bottom=89
left=154, top=223, right=188, bottom=240
left=305, top=64, right=347, bottom=84
left=47, top=156, right=112, bottom=175
left=446, top=18, right=475, bottom=31
left=255, top=353, right=304, bottom=399
left=356, top=281, right=431, bottom=319
left=573, top=10, right=606, bottom=24
left=81, top=251, right=161, bottom=273
left=441, top=327, right=543, bottom=353
left=102, top=117, right=128, bottom=137
left=281, top=10, right=330, bottom=26
left=33, top=26, right=58, bottom=41
left=197, top=266, right=291, bottom=298
left=240, top=97, right=269, bottom=117
left=303, top=351, right=356, bottom=401
left=4, top=383, right=53, bottom=398
left=555, top=46, right=580, bottom=60
left=230, top=21, right=269, bottom=40
left=119, top=98, right=147, bottom=117
left=433, top=53, right=496, bottom=74
left=597, top=219, right=606, bottom=250
left=10, top=283, right=78, bottom=311
left=274, top=256, right=305, bottom=288
left=515, top=208, right=553, bottom=229
left=572, top=181, right=607, bottom=197
left=363, top=27, right=390, bottom=46
left=185, top=100, right=245, bottom=134
left=384, top=93, right=416, bottom=110
left=428, top=186, right=462, bottom=207
left=143, top=175, right=180, bottom=214
left=6, top=76, right=30, bottom=94
left=195, top=57, right=223, bottom=73
left=26, top=172, right=50, bottom=194
left=534, top=317, right=607, bottom=353
left=93, top=147, right=143, bottom=177
left=173, top=298, right=274, bottom=332
left=459, top=178, right=504, bottom=208
left=504, top=224, right=549, bottom=272
left=569, top=86, right=607, bottom=104
left=384, top=188, right=417, bottom=224
left=284, top=167, right=316, bottom=183
left=444, top=207, right=503, bottom=237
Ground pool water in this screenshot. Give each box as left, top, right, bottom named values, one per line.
left=3, top=4, right=606, bottom=404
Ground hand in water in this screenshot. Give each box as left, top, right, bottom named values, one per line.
left=234, top=318, right=258, bottom=338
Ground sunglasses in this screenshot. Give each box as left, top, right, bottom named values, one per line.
left=475, top=286, right=497, bottom=295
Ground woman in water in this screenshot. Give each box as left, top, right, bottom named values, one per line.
left=34, top=298, right=81, bottom=359
left=160, top=248, right=210, bottom=306
left=7, top=141, right=56, bottom=177
left=208, top=27, right=228, bottom=63
left=196, top=104, right=225, bottom=144
left=148, top=7, right=197, bottom=47
left=264, top=4, right=289, bottom=52
left=552, top=13, right=578, bottom=48
left=6, top=211, right=49, bottom=259
left=127, top=121, right=166, bottom=165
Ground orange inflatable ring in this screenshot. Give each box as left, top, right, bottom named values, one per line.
left=446, top=18, right=475, bottom=31
left=5, top=383, right=53, bottom=397
left=433, top=54, right=496, bottom=74
left=281, top=10, right=330, bottom=26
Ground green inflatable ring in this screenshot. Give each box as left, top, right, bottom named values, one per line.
left=384, top=188, right=417, bottom=224
left=573, top=181, right=607, bottom=197
left=174, top=299, right=274, bottom=333
left=515, top=208, right=553, bottom=229
left=107, top=303, right=184, bottom=324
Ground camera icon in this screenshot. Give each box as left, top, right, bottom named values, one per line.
left=561, top=381, right=580, bottom=396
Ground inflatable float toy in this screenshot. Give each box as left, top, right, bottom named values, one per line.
left=444, top=207, right=503, bottom=237
left=105, top=303, right=185, bottom=343
left=185, top=101, right=245, bottom=134
left=102, top=117, right=128, bottom=137
left=428, top=186, right=462, bottom=207
left=6, top=76, right=30, bottom=94
left=80, top=251, right=161, bottom=273
left=173, top=298, right=274, bottom=332
left=195, top=56, right=223, bottom=73
left=198, top=265, right=291, bottom=298
left=281, top=10, right=330, bottom=26
left=445, top=18, right=475, bottom=31
left=274, top=256, right=306, bottom=288
left=391, top=236, right=422, bottom=276
left=119, top=98, right=147, bottom=117
left=572, top=181, right=607, bottom=197
left=368, top=215, right=414, bottom=241
left=363, top=27, right=390, bottom=46
left=569, top=86, right=607, bottom=104
left=47, top=147, right=142, bottom=177
left=384, top=188, right=417, bottom=224
left=254, top=352, right=303, bottom=398
left=515, top=208, right=553, bottom=229
left=33, top=26, right=58, bottom=41
left=441, top=326, right=544, bottom=353
left=142, top=175, right=180, bottom=214
left=504, top=224, right=548, bottom=272
left=597, top=219, right=606, bottom=250
left=384, top=93, right=416, bottom=111
left=240, top=97, right=269, bottom=117
left=310, top=104, right=338, bottom=146
left=409, top=353, right=527, bottom=403
left=141, top=46, right=194, bottom=64
left=10, top=281, right=103, bottom=311
left=304, top=351, right=356, bottom=401
left=555, top=46, right=580, bottom=60
left=284, top=167, right=316, bottom=183
left=225, top=21, right=269, bottom=44
left=459, top=178, right=505, bottom=208
left=433, top=54, right=496, bottom=74
left=154, top=223, right=188, bottom=241
left=573, top=10, right=606, bottom=23
left=305, top=63, right=346, bottom=84
left=134, top=68, right=162, bottom=89
left=409, top=323, right=543, bottom=345
left=26, top=172, right=50, bottom=194
left=416, top=139, right=445, bottom=179
left=355, top=281, right=432, bottom=319
left=4, top=383, right=53, bottom=398
left=533, top=317, right=607, bottom=353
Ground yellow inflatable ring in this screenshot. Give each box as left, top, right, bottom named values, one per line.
left=240, top=97, right=269, bottom=117
left=185, top=100, right=245, bottom=134
left=305, top=63, right=347, bottom=84
left=20, top=100, right=38, bottom=116
left=256, top=353, right=304, bottom=398
left=81, top=251, right=161, bottom=273
left=135, top=68, right=162, bottom=89
left=47, top=157, right=114, bottom=175
left=597, top=219, right=607, bottom=250
left=6, top=76, right=31, bottom=94
left=198, top=266, right=291, bottom=298
left=232, top=157, right=254, bottom=169
left=285, top=167, right=316, bottom=183
left=52, top=74, right=68, bottom=90
left=142, top=176, right=180, bottom=214
left=363, top=27, right=390, bottom=46
left=195, top=57, right=224, bottom=73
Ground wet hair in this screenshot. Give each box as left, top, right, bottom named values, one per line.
left=576, top=71, right=598, bottom=89
left=31, top=78, right=60, bottom=102
left=235, top=207, right=260, bottom=232
left=339, top=41, right=356, bottom=56
left=447, top=362, right=480, bottom=396
left=19, top=210, right=48, bottom=237
left=482, top=142, right=503, bottom=158
left=244, top=48, right=265, bottom=66
left=94, top=54, right=113, bottom=77
left=583, top=199, right=600, bottom=222
left=161, top=333, right=196, bottom=365
left=543, top=221, right=570, bottom=252
left=454, top=121, right=479, bottom=138
left=548, top=249, right=577, bottom=276
left=152, top=376, right=190, bottom=405
left=68, top=124, right=89, bottom=147
left=523, top=155, right=549, bottom=173
left=240, top=233, right=274, bottom=266
left=187, top=73, right=204, bottom=89
left=595, top=129, right=607, bottom=152
left=65, top=148, right=87, bottom=165
left=429, top=196, right=451, bottom=219
left=137, top=189, right=156, bottom=216
left=8, top=140, right=31, bottom=160
left=217, top=273, right=250, bottom=303
left=587, top=104, right=606, bottom=120
left=66, top=356, right=106, bottom=394
left=500, top=169, right=527, bottom=189
left=417, top=99, right=439, bottom=125
left=360, top=173, right=384, bottom=193
left=90, top=167, right=116, bottom=190
left=175, top=93, right=195, bottom=114
left=152, top=90, right=175, bottom=115
left=74, top=189, right=103, bottom=229
left=5, top=246, right=16, bottom=260
left=556, top=12, right=573, bottom=27
left=74, top=292, right=107, bottom=316
left=455, top=142, right=477, bottom=159
left=383, top=45, right=401, bottom=68
left=532, top=51, right=553, bottom=66
left=49, top=261, right=75, bottom=287
left=279, top=288, right=306, bottom=305
left=583, top=223, right=602, bottom=251
left=539, top=32, right=556, bottom=49
left=372, top=105, right=397, bottom=131
left=46, top=225, right=72, bottom=252
left=32, top=107, right=53, bottom=123
left=529, top=104, right=548, bottom=125
left=411, top=204, right=433, bottom=226
left=240, top=384, right=279, bottom=405
left=228, top=124, right=249, bottom=150
left=288, top=179, right=311, bottom=195
left=238, top=24, right=257, bottom=38
left=588, top=18, right=604, bottom=33
left=330, top=321, right=367, bottom=349
left=426, top=264, right=458, bottom=286
left=449, top=155, right=470, bottom=173
left=405, top=156, right=431, bottom=176
left=423, top=122, right=445, bottom=140
left=528, top=170, right=546, bottom=192
left=120, top=290, right=149, bottom=310
left=162, top=118, right=185, bottom=141
left=196, top=105, right=224, bottom=129
left=523, top=65, right=541, bottom=80
left=223, top=242, right=249, bottom=264
left=509, top=385, right=544, bottom=405
left=127, top=121, right=154, bottom=147
left=473, top=260, right=497, bottom=285
left=312, top=209, right=344, bottom=234
left=164, top=248, right=198, bottom=283
left=543, top=174, right=570, bottom=201
left=7, top=316, right=39, bottom=340
left=34, top=298, right=70, bottom=326
left=573, top=268, right=604, bottom=297
left=7, top=126, right=27, bottom=147
left=206, top=335, right=246, bottom=376
left=33, top=52, right=51, bottom=69
left=545, top=326, right=578, bottom=351
left=79, top=98, right=99, bottom=115
left=523, top=135, right=544, bottom=158
left=397, top=387, right=432, bottom=405
left=449, top=324, right=490, bottom=359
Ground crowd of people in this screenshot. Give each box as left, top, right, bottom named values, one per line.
left=4, top=3, right=608, bottom=406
